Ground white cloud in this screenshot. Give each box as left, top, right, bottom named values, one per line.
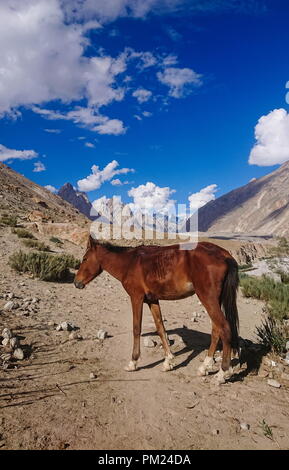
left=44, top=128, right=62, bottom=134
left=249, top=109, right=289, bottom=166
left=188, top=184, right=218, bottom=212
left=134, top=115, right=142, bottom=121
left=45, top=184, right=57, bottom=193
left=85, top=142, right=95, bottom=148
left=143, top=111, right=152, bottom=117
left=33, top=106, right=127, bottom=135
left=132, top=88, right=152, bottom=103
left=33, top=161, right=46, bottom=172
left=157, top=67, right=202, bottom=98
left=0, top=144, right=38, bottom=162
left=77, top=160, right=135, bottom=191
left=111, top=178, right=132, bottom=185
left=128, top=181, right=176, bottom=214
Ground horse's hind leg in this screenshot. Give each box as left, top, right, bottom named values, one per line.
left=148, top=301, right=174, bottom=372
left=125, top=295, right=143, bottom=372
left=196, top=292, right=233, bottom=384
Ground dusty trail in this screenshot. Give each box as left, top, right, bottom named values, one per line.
left=1, top=229, right=289, bottom=450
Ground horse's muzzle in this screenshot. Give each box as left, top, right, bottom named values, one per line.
left=74, top=279, right=85, bottom=289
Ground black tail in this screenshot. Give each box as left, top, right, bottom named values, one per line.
left=220, top=257, right=240, bottom=353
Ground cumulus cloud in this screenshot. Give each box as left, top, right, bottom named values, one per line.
left=188, top=184, right=218, bottom=212
left=45, top=184, right=57, bottom=193
left=132, top=88, right=153, bottom=103
left=33, top=161, right=46, bottom=172
left=0, top=144, right=38, bottom=162
left=157, top=67, right=202, bottom=98
left=111, top=178, right=132, bottom=185
left=128, top=181, right=176, bottom=214
left=249, top=109, right=289, bottom=166
left=85, top=142, right=95, bottom=148
left=77, top=160, right=135, bottom=191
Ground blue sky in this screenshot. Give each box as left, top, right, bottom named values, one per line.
left=1, top=0, right=289, bottom=213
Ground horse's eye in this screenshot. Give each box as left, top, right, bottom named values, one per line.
left=83, top=257, right=87, bottom=262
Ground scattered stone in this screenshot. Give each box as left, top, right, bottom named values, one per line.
left=13, top=348, right=24, bottom=360
left=286, top=341, right=289, bottom=351
left=69, top=331, right=82, bottom=341
left=3, top=301, right=18, bottom=311
left=212, top=429, right=220, bottom=436
left=56, top=321, right=77, bottom=332
left=1, top=338, right=9, bottom=347
left=7, top=293, right=14, bottom=300
left=267, top=379, right=281, bottom=388
left=240, top=423, right=250, bottom=431
left=31, top=298, right=39, bottom=304
left=89, top=372, right=96, bottom=379
left=143, top=337, right=156, bottom=348
left=284, top=352, right=289, bottom=365
left=2, top=328, right=13, bottom=339
left=47, top=321, right=55, bottom=327
left=10, top=337, right=19, bottom=349
left=258, top=370, right=269, bottom=378
left=96, top=329, right=108, bottom=340
left=1, top=353, right=12, bottom=362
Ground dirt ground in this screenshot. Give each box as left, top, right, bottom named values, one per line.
left=1, top=227, right=289, bottom=451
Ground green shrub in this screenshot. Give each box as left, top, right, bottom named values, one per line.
left=22, top=239, right=50, bottom=252
left=269, top=237, right=289, bottom=258
left=9, top=251, right=79, bottom=281
left=0, top=214, right=17, bottom=227
left=12, top=228, right=35, bottom=239
left=49, top=237, right=63, bottom=245
left=256, top=316, right=289, bottom=355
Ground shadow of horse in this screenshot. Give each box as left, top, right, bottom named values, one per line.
left=141, top=326, right=211, bottom=371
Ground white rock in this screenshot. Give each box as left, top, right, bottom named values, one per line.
left=4, top=301, right=17, bottom=311
left=267, top=379, right=281, bottom=388
left=240, top=423, right=250, bottom=431
left=96, top=329, right=108, bottom=340
left=143, top=337, right=156, bottom=348
left=69, top=331, right=82, bottom=341
left=55, top=321, right=76, bottom=332
left=10, top=337, right=19, bottom=349
left=1, top=338, right=9, bottom=347
left=13, top=348, right=24, bottom=360
left=7, top=293, right=14, bottom=300
left=31, top=298, right=39, bottom=304
left=2, top=328, right=13, bottom=339
left=285, top=341, right=289, bottom=351
left=89, top=372, right=96, bottom=379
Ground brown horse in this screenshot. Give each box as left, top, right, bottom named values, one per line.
left=74, top=236, right=239, bottom=384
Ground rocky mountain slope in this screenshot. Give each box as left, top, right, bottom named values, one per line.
left=58, top=183, right=97, bottom=220
left=185, top=161, right=289, bottom=237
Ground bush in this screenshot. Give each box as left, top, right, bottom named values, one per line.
left=0, top=214, right=17, bottom=227
left=22, top=239, right=50, bottom=252
left=240, top=275, right=289, bottom=320
left=269, top=237, right=289, bottom=258
left=9, top=251, right=79, bottom=282
left=256, top=316, right=288, bottom=355
left=12, top=228, right=35, bottom=239
left=49, top=237, right=63, bottom=245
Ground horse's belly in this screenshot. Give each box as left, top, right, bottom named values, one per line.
left=158, top=282, right=195, bottom=301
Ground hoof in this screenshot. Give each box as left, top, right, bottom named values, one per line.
left=162, top=360, right=174, bottom=372
left=197, top=356, right=214, bottom=377
left=212, top=367, right=233, bottom=385
left=124, top=360, right=138, bottom=372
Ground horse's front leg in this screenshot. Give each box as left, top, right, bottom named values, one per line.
left=125, top=294, right=144, bottom=372
left=148, top=300, right=174, bottom=372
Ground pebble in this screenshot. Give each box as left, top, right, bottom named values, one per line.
left=267, top=379, right=281, bottom=388
left=13, top=348, right=24, bottom=360
left=96, top=329, right=108, bottom=340
left=1, top=338, right=9, bottom=347
left=2, top=328, right=13, bottom=339
left=69, top=332, right=82, bottom=341
left=89, top=372, right=96, bottom=379
left=286, top=341, right=289, bottom=351
left=240, top=423, right=250, bottom=431
left=56, top=321, right=77, bottom=332
left=212, top=429, right=220, bottom=436
left=143, top=337, right=156, bottom=348
left=10, top=337, right=19, bottom=349
left=3, top=301, right=18, bottom=311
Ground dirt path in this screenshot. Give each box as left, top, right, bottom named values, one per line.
left=1, top=228, right=289, bottom=450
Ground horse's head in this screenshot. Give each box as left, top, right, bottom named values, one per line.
left=74, top=236, right=103, bottom=289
